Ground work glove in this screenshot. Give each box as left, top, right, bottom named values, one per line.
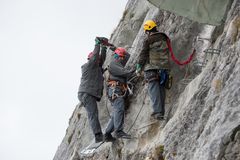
left=109, top=45, right=117, bottom=52
left=135, top=63, right=142, bottom=76
left=96, top=37, right=109, bottom=45
left=95, top=37, right=101, bottom=45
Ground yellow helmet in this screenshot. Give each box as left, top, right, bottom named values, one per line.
left=143, top=20, right=157, bottom=31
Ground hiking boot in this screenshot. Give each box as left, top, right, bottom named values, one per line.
left=115, top=131, right=131, bottom=139
left=95, top=133, right=103, bottom=143
left=104, top=133, right=116, bottom=142
left=151, top=113, right=164, bottom=120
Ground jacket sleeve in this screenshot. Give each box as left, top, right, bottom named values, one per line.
left=109, top=46, right=117, bottom=52
left=109, top=62, right=134, bottom=78
left=137, top=37, right=149, bottom=66
left=99, top=46, right=107, bottom=67
left=88, top=44, right=100, bottom=66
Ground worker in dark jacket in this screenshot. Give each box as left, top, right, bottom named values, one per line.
left=136, top=20, right=170, bottom=120
left=104, top=47, right=134, bottom=141
left=78, top=37, right=109, bottom=143
left=136, top=20, right=195, bottom=120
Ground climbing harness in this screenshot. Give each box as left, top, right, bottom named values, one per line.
left=127, top=82, right=134, bottom=96
left=145, top=69, right=173, bottom=89
left=145, top=70, right=159, bottom=83
left=107, top=80, right=128, bottom=101
left=107, top=74, right=139, bottom=101
left=126, top=75, right=139, bottom=96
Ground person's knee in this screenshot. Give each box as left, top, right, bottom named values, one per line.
left=114, top=101, right=125, bottom=112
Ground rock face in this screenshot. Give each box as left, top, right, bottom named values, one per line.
left=53, top=0, right=240, bottom=160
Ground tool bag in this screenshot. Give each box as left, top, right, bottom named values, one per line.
left=144, top=69, right=172, bottom=89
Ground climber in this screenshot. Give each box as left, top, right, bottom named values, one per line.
left=78, top=37, right=112, bottom=143
left=136, top=20, right=195, bottom=120
left=104, top=47, right=135, bottom=141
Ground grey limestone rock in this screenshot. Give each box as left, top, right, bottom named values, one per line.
left=53, top=0, right=240, bottom=159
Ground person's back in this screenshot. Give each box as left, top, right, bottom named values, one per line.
left=78, top=51, right=104, bottom=101
left=78, top=37, right=108, bottom=143
left=143, top=32, right=170, bottom=71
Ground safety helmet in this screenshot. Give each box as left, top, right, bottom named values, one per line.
left=87, top=52, right=94, bottom=60
left=114, top=47, right=126, bottom=57
left=143, top=20, right=157, bottom=31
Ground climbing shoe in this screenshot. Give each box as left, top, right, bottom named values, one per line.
left=151, top=113, right=165, bottom=120
left=104, top=133, right=116, bottom=142
left=115, top=131, right=131, bottom=139
left=95, top=133, right=103, bottom=143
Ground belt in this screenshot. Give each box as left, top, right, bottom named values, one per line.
left=107, top=80, right=127, bottom=90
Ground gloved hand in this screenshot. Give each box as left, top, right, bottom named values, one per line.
left=95, top=37, right=101, bottom=45
left=135, top=63, right=142, bottom=76
left=96, top=37, right=109, bottom=45
left=109, top=45, right=116, bottom=52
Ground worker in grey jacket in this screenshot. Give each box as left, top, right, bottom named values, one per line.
left=78, top=37, right=109, bottom=143
left=104, top=47, right=135, bottom=141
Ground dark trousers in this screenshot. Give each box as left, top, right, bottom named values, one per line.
left=105, top=87, right=125, bottom=134
left=144, top=70, right=166, bottom=116
left=78, top=93, right=102, bottom=135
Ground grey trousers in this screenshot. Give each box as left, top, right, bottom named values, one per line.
left=144, top=70, right=166, bottom=116
left=105, top=87, right=125, bottom=134
left=78, top=93, right=102, bottom=135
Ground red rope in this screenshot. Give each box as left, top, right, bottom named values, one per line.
left=166, top=38, right=195, bottom=65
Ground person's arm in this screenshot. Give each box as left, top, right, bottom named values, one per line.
left=109, top=62, right=134, bottom=78
left=88, top=44, right=100, bottom=65
left=99, top=46, right=107, bottom=67
left=109, top=45, right=117, bottom=52
left=138, top=38, right=149, bottom=66
left=89, top=37, right=111, bottom=67
left=136, top=37, right=149, bottom=72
